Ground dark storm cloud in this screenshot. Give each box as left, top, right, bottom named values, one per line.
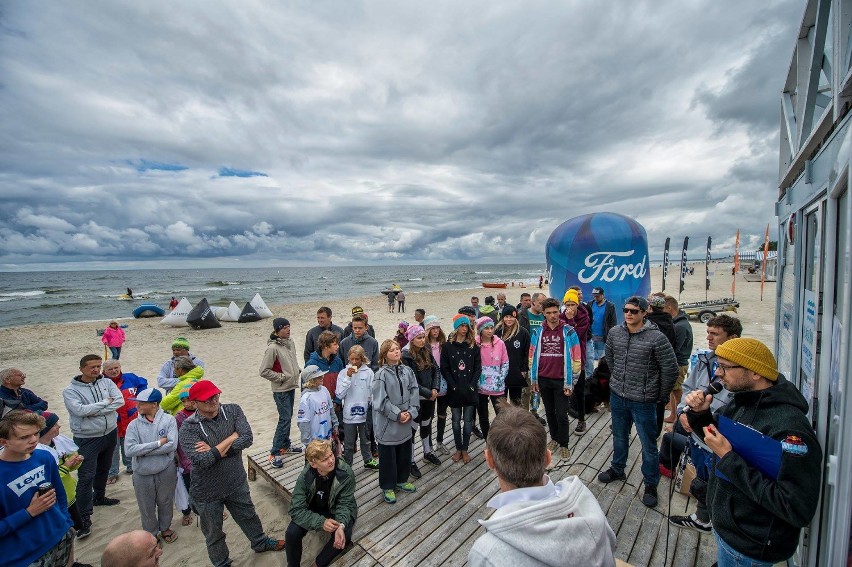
left=0, top=1, right=803, bottom=269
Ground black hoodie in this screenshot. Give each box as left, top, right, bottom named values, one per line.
left=687, top=375, right=822, bottom=563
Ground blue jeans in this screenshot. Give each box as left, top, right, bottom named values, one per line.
left=609, top=393, right=660, bottom=486
left=109, top=435, right=130, bottom=476
left=689, top=438, right=715, bottom=522
left=585, top=341, right=596, bottom=377
left=108, top=346, right=121, bottom=359
left=715, top=531, right=774, bottom=567
left=271, top=390, right=296, bottom=455
left=451, top=405, right=475, bottom=451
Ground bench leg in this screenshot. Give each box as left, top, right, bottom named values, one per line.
left=247, top=459, right=256, bottom=481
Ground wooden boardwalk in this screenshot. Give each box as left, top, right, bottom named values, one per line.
left=247, top=408, right=717, bottom=567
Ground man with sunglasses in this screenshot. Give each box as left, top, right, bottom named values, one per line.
left=179, top=380, right=285, bottom=566
left=685, top=338, right=821, bottom=567
left=598, top=296, right=678, bottom=508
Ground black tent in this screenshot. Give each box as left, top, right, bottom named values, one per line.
left=186, top=298, right=221, bottom=330
left=238, top=302, right=262, bottom=323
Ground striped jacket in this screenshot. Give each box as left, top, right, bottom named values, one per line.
left=605, top=320, right=678, bottom=404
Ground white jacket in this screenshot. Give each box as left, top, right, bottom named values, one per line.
left=468, top=476, right=616, bottom=567
left=336, top=366, right=374, bottom=424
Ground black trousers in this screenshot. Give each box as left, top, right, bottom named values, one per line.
left=476, top=394, right=505, bottom=440
left=377, top=442, right=412, bottom=490
left=74, top=429, right=118, bottom=520
left=539, top=377, right=570, bottom=448
left=285, top=517, right=354, bottom=567
left=569, top=368, right=587, bottom=421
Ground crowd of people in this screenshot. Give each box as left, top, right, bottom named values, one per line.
left=0, top=285, right=823, bottom=567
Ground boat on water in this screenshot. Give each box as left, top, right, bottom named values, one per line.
left=133, top=304, right=165, bottom=318
left=481, top=282, right=508, bottom=288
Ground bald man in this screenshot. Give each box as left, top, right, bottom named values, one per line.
left=101, top=530, right=162, bottom=567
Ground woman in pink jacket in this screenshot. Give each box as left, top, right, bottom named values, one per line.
left=475, top=317, right=509, bottom=440
left=102, top=320, right=126, bottom=359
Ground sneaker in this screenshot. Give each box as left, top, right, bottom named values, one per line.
left=424, top=452, right=442, bottom=466
left=283, top=445, right=303, bottom=454
left=396, top=482, right=416, bottom=493
left=76, top=525, right=92, bottom=540
left=547, top=440, right=559, bottom=452
left=254, top=537, right=286, bottom=553
left=574, top=421, right=587, bottom=436
left=383, top=490, right=396, bottom=503
left=364, top=459, right=379, bottom=470
left=471, top=426, right=483, bottom=439
left=409, top=463, right=423, bottom=479
left=93, top=496, right=120, bottom=506
left=560, top=446, right=571, bottom=460
left=668, top=513, right=712, bottom=533
left=597, top=468, right=627, bottom=484
left=659, top=463, right=673, bottom=478
left=270, top=455, right=283, bottom=469
left=642, top=484, right=658, bottom=508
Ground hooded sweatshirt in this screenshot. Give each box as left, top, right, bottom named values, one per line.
left=259, top=334, right=301, bottom=392
left=108, top=372, right=148, bottom=437
left=468, top=476, right=616, bottom=567
left=160, top=366, right=204, bottom=415
left=372, top=364, right=420, bottom=445
left=101, top=326, right=125, bottom=347
left=687, top=376, right=822, bottom=563
left=307, top=351, right=345, bottom=402
left=476, top=335, right=509, bottom=396
left=496, top=325, right=530, bottom=389
left=62, top=375, right=124, bottom=438
left=157, top=354, right=205, bottom=390
left=336, top=365, right=374, bottom=424
left=124, top=407, right=178, bottom=475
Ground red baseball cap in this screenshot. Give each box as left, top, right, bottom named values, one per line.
left=188, top=380, right=222, bottom=401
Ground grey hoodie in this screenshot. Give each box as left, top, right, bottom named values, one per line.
left=123, top=407, right=178, bottom=475
left=468, top=476, right=616, bottom=567
left=62, top=375, right=124, bottom=438
left=371, top=364, right=420, bottom=446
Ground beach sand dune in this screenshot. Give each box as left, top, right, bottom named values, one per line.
left=0, top=264, right=775, bottom=565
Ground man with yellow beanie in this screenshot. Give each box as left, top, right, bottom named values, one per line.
left=685, top=338, right=822, bottom=566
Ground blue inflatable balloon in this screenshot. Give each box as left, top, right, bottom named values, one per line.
left=546, top=213, right=650, bottom=323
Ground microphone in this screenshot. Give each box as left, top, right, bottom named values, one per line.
left=702, top=380, right=723, bottom=397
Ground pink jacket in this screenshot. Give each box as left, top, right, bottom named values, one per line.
left=101, top=326, right=126, bottom=347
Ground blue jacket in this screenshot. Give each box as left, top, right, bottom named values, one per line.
left=0, top=386, right=48, bottom=412
left=0, top=450, right=73, bottom=567
left=530, top=322, right=582, bottom=389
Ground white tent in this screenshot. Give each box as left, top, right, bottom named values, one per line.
left=250, top=293, right=274, bottom=319
left=219, top=301, right=241, bottom=322
left=210, top=306, right=229, bottom=320
left=160, top=297, right=192, bottom=327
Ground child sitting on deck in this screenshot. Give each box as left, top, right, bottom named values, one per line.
left=336, top=345, right=378, bottom=470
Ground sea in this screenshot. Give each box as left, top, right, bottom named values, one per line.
left=0, top=264, right=545, bottom=329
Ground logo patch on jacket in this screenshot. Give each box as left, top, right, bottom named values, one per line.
left=514, top=340, right=521, bottom=349
left=458, top=361, right=465, bottom=371
left=781, top=435, right=809, bottom=456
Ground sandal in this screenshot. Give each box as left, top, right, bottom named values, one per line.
left=106, top=476, right=118, bottom=485
left=181, top=514, right=193, bottom=526
left=160, top=529, right=178, bottom=544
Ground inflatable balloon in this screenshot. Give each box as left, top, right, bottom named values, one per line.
left=160, top=298, right=192, bottom=327
left=546, top=213, right=650, bottom=323
left=186, top=298, right=221, bottom=330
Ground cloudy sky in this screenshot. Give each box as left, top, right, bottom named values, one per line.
left=0, top=1, right=802, bottom=270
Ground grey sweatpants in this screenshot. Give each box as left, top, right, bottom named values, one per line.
left=132, top=465, right=177, bottom=536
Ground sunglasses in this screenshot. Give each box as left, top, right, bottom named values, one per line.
left=623, top=308, right=641, bottom=315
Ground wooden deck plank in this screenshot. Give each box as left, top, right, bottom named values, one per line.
left=247, top=407, right=715, bottom=566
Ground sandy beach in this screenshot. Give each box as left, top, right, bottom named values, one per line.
left=0, top=264, right=776, bottom=566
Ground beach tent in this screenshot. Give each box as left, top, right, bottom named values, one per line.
left=219, top=301, right=241, bottom=322
left=186, top=298, right=221, bottom=330
left=250, top=293, right=274, bottom=319
left=210, top=306, right=228, bottom=320
left=160, top=297, right=192, bottom=327
left=238, top=302, right=262, bottom=323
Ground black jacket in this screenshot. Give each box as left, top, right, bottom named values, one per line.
left=402, top=349, right=440, bottom=399
left=440, top=339, right=481, bottom=408
left=496, top=326, right=530, bottom=389
left=687, top=376, right=822, bottom=563
left=585, top=299, right=617, bottom=341
left=646, top=311, right=676, bottom=350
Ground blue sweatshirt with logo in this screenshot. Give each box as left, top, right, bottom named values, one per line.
left=0, top=449, right=73, bottom=567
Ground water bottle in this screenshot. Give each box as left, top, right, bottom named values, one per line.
left=531, top=391, right=541, bottom=412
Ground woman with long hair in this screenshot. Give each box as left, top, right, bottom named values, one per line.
left=440, top=315, right=481, bottom=464
left=495, top=306, right=531, bottom=407
left=402, top=325, right=442, bottom=475
left=424, top=316, right=450, bottom=455
left=475, top=317, right=509, bottom=440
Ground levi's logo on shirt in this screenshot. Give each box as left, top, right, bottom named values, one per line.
left=7, top=464, right=46, bottom=497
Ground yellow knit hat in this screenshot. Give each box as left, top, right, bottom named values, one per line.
left=562, top=289, right=579, bottom=304
left=715, top=338, right=779, bottom=381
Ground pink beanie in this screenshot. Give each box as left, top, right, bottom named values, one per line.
left=406, top=324, right=425, bottom=342
left=476, top=316, right=495, bottom=333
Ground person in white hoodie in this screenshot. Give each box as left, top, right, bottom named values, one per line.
left=468, top=403, right=616, bottom=567
left=336, top=345, right=377, bottom=469
left=62, top=353, right=124, bottom=538
left=123, top=388, right=179, bottom=544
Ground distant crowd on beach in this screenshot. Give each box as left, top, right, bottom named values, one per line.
left=0, top=285, right=823, bottom=567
